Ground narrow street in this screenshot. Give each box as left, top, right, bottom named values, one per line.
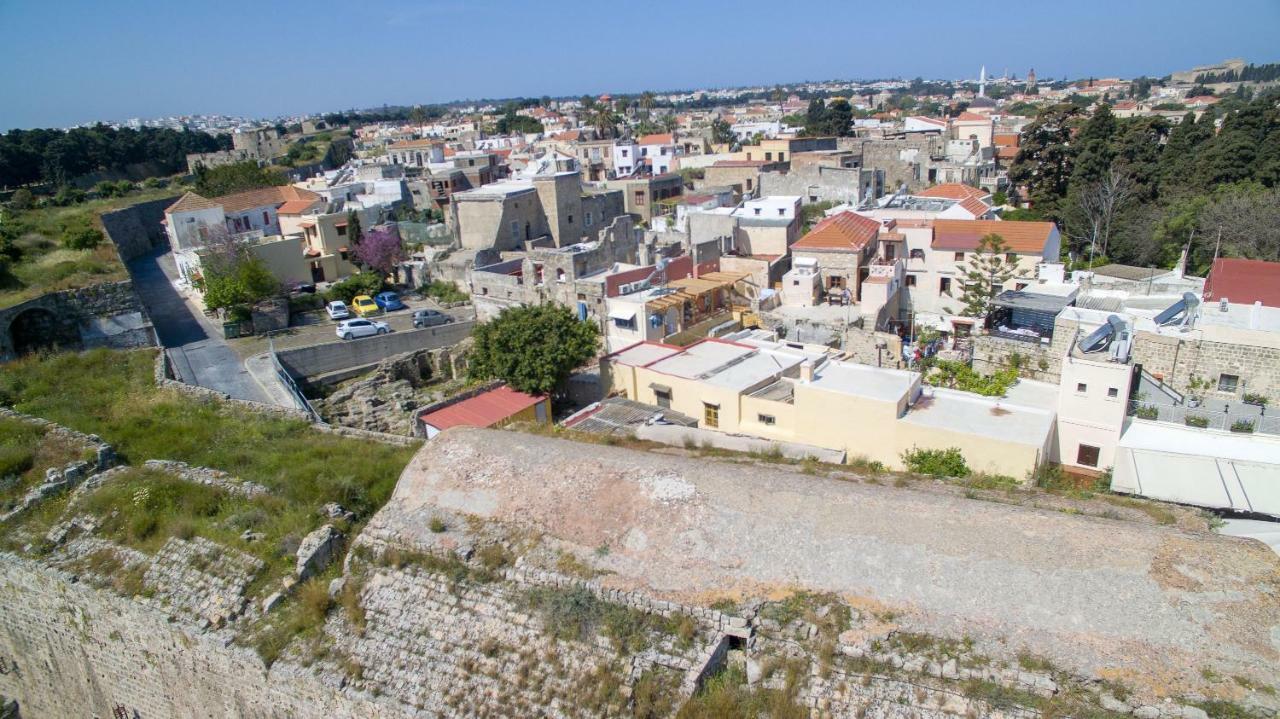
left=127, top=248, right=269, bottom=403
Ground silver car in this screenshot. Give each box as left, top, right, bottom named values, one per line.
left=326, top=300, right=350, bottom=320
left=336, top=318, right=389, bottom=340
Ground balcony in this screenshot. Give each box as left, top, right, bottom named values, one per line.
left=1128, top=399, right=1280, bottom=437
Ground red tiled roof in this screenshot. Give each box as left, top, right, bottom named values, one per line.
left=792, top=211, right=880, bottom=252
left=165, top=191, right=219, bottom=214
left=931, top=219, right=1056, bottom=254
left=954, top=111, right=990, bottom=122
left=389, top=139, right=440, bottom=149
left=958, top=196, right=992, bottom=217
left=996, top=146, right=1019, bottom=160
left=993, top=133, right=1019, bottom=147
left=418, top=386, right=546, bottom=432
left=916, top=183, right=989, bottom=202
left=277, top=199, right=319, bottom=215
left=637, top=133, right=674, bottom=146
left=219, top=185, right=322, bottom=214
left=1203, top=258, right=1280, bottom=308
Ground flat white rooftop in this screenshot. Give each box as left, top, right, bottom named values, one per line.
left=808, top=360, right=917, bottom=403
left=608, top=343, right=681, bottom=368
left=454, top=180, right=535, bottom=199
left=901, top=381, right=1058, bottom=448
left=646, top=340, right=803, bottom=392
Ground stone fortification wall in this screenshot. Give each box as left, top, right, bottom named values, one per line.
left=99, top=195, right=179, bottom=261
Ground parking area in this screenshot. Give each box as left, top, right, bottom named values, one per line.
left=228, top=293, right=475, bottom=357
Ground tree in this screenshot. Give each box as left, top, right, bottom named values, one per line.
left=1076, top=169, right=1134, bottom=263
left=469, top=303, right=599, bottom=396
left=1008, top=104, right=1081, bottom=220
left=346, top=210, right=363, bottom=246
left=8, top=188, right=33, bottom=210
left=352, top=227, right=405, bottom=280
left=953, top=234, right=1023, bottom=318
left=197, top=228, right=281, bottom=311
left=709, top=118, right=735, bottom=145
left=823, top=100, right=854, bottom=137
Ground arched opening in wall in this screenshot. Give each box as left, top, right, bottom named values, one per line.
left=8, top=307, right=75, bottom=356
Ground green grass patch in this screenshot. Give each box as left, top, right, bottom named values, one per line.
left=0, top=416, right=94, bottom=511
left=522, top=585, right=694, bottom=653
left=677, top=663, right=806, bottom=719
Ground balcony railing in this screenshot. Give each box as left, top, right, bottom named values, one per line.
left=1128, top=399, right=1280, bottom=437
left=987, top=327, right=1050, bottom=344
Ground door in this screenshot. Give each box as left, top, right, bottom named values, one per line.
left=310, top=262, right=325, bottom=283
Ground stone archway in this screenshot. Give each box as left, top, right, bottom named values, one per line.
left=7, top=307, right=73, bottom=356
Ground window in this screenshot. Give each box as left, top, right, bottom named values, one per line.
left=746, top=179, right=753, bottom=191
left=655, top=388, right=672, bottom=408
left=1077, top=444, right=1100, bottom=468
left=634, top=190, right=646, bottom=205
left=556, top=268, right=566, bottom=283
left=754, top=208, right=761, bottom=216
left=621, top=149, right=628, bottom=157
left=263, top=211, right=270, bottom=224
left=939, top=277, right=951, bottom=294
left=567, top=214, right=573, bottom=225
left=1076, top=383, right=1087, bottom=393
left=905, top=274, right=916, bottom=287
left=1218, top=374, right=1239, bottom=392
left=703, top=403, right=719, bottom=428
left=337, top=225, right=347, bottom=236
left=339, top=249, right=349, bottom=261
left=778, top=152, right=785, bottom=162
left=954, top=252, right=965, bottom=262
left=909, top=248, right=925, bottom=260
left=746, top=152, right=752, bottom=161
left=585, top=212, right=593, bottom=227
left=758, top=413, right=776, bottom=425
left=777, top=208, right=785, bottom=216
left=613, top=316, right=636, bottom=330
left=1016, top=282, right=1028, bottom=291
left=765, top=152, right=773, bottom=161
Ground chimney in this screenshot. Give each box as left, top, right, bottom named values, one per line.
left=799, top=360, right=814, bottom=384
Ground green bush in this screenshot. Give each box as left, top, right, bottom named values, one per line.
left=1184, top=414, right=1209, bottom=428
left=325, top=272, right=385, bottom=304
left=1134, top=404, right=1159, bottom=420
left=901, top=446, right=970, bottom=478
left=1230, top=419, right=1255, bottom=433
left=0, top=445, right=35, bottom=479
left=8, top=188, right=34, bottom=210
left=1242, top=392, right=1268, bottom=407
left=424, top=280, right=468, bottom=304
left=287, top=293, right=323, bottom=314
left=61, top=223, right=103, bottom=250
left=927, top=360, right=1016, bottom=397
left=51, top=187, right=86, bottom=206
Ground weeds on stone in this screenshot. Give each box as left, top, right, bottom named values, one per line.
left=522, top=585, right=695, bottom=653
left=428, top=517, right=447, bottom=533
left=1016, top=650, right=1056, bottom=673
left=678, top=663, right=806, bottom=719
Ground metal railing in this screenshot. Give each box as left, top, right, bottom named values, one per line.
left=987, top=327, right=1050, bottom=344
left=268, top=335, right=324, bottom=424
left=1128, top=399, right=1280, bottom=437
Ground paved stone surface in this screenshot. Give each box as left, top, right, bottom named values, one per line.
left=127, top=248, right=267, bottom=402
left=372, top=427, right=1280, bottom=697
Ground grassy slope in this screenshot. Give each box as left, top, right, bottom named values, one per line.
left=0, top=186, right=181, bottom=308
left=0, top=349, right=419, bottom=580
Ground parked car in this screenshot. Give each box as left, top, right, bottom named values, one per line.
left=351, top=295, right=380, bottom=317
left=374, top=291, right=406, bottom=312
left=325, top=300, right=350, bottom=320
left=336, top=319, right=389, bottom=340
left=412, top=309, right=452, bottom=328
left=288, top=281, right=317, bottom=294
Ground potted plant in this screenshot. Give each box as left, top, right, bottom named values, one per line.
left=1184, top=414, right=1209, bottom=428
left=1230, top=419, right=1255, bottom=434
left=1185, top=374, right=1208, bottom=408
left=1135, top=404, right=1159, bottom=420
left=1243, top=392, right=1269, bottom=408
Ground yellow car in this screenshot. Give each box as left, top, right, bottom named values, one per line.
left=351, top=295, right=380, bottom=317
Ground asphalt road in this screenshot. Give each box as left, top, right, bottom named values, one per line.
left=127, top=249, right=269, bottom=403
left=233, top=297, right=476, bottom=355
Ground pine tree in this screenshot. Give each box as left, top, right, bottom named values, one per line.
left=954, top=234, right=1023, bottom=318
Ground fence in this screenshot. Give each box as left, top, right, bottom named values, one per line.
left=1128, top=399, right=1280, bottom=436
left=268, top=336, right=324, bottom=424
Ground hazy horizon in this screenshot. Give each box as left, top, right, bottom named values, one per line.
left=2, top=0, right=1277, bottom=129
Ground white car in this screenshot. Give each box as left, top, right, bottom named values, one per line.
left=326, top=300, right=350, bottom=320
left=336, top=319, right=389, bottom=340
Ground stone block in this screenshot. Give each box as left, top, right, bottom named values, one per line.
left=296, top=524, right=345, bottom=580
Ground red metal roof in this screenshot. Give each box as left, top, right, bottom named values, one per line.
left=1204, top=258, right=1280, bottom=308
left=418, top=386, right=546, bottom=432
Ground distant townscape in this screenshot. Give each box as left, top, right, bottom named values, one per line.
left=1, top=55, right=1279, bottom=719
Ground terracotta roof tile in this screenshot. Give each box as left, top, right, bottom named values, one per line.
left=165, top=191, right=219, bottom=214
left=216, top=185, right=322, bottom=215
left=418, top=386, right=546, bottom=432
left=792, top=211, right=880, bottom=252
left=931, top=219, right=1056, bottom=254
left=1203, top=258, right=1280, bottom=308
left=958, top=196, right=992, bottom=217
left=637, top=133, right=674, bottom=146
left=277, top=199, right=321, bottom=215
left=916, top=183, right=990, bottom=202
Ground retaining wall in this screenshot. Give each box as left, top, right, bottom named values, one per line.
left=275, top=322, right=473, bottom=380
left=99, top=195, right=179, bottom=262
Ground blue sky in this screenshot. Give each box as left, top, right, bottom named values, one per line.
left=1, top=0, right=1277, bottom=129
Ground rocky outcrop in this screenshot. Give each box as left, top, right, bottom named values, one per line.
left=315, top=341, right=471, bottom=435
left=296, top=524, right=344, bottom=580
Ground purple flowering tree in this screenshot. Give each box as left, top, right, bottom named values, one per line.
left=353, top=227, right=406, bottom=281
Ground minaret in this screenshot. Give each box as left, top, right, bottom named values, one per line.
left=979, top=65, right=987, bottom=97
left=1026, top=68, right=1037, bottom=91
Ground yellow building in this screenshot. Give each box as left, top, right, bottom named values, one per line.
left=601, top=331, right=1058, bottom=478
